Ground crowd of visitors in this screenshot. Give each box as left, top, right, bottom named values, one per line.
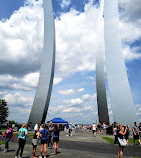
left=64, top=122, right=75, bottom=136
left=0, top=121, right=60, bottom=158
left=0, top=121, right=141, bottom=158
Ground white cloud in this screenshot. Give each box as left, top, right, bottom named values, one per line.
left=62, top=107, right=81, bottom=113
left=0, top=91, right=4, bottom=95
left=53, top=77, right=63, bottom=85
left=23, top=72, right=39, bottom=87
left=60, top=0, right=71, bottom=9
left=122, top=45, right=141, bottom=61
left=86, top=76, right=95, bottom=80
left=0, top=0, right=140, bottom=89
left=77, top=88, right=85, bottom=93
left=58, top=89, right=74, bottom=95
left=64, top=98, right=83, bottom=105
left=119, top=0, right=141, bottom=22
left=4, top=93, right=33, bottom=106
left=64, top=93, right=96, bottom=106
left=82, top=94, right=91, bottom=100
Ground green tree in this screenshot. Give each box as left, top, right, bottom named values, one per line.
left=0, top=99, right=9, bottom=124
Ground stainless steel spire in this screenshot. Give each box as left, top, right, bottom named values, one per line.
left=96, top=0, right=109, bottom=124
left=28, top=0, right=56, bottom=127
left=104, top=0, right=137, bottom=126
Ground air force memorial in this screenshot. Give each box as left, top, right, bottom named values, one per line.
left=28, top=0, right=138, bottom=127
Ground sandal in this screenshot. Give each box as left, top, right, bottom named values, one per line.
left=51, top=153, right=56, bottom=155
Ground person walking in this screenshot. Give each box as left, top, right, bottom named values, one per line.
left=92, top=123, right=96, bottom=136
left=32, top=128, right=40, bottom=158
left=113, top=124, right=118, bottom=145
left=39, top=124, right=49, bottom=158
left=2, top=124, right=14, bottom=153
left=133, top=122, right=141, bottom=145
left=51, top=124, right=60, bottom=155
left=69, top=123, right=72, bottom=136
left=34, top=123, right=39, bottom=131
left=15, top=122, right=28, bottom=158
left=117, top=125, right=127, bottom=158
left=71, top=123, right=75, bottom=136
left=66, top=122, right=69, bottom=136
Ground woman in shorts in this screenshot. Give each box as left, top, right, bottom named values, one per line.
left=39, top=125, right=49, bottom=158
left=32, top=129, right=40, bottom=158
left=117, top=125, right=127, bottom=158
left=51, top=124, right=60, bottom=155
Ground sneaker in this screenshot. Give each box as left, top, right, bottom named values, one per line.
left=39, top=156, right=42, bottom=158
left=44, top=157, right=46, bottom=158
left=15, top=156, right=18, bottom=158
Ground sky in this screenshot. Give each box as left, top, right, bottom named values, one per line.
left=0, top=0, right=141, bottom=124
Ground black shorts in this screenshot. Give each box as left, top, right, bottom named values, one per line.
left=53, top=137, right=59, bottom=142
left=41, top=139, right=47, bottom=144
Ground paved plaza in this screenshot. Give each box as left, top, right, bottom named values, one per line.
left=0, top=131, right=141, bottom=158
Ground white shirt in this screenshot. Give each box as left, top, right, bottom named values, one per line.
left=92, top=124, right=96, bottom=130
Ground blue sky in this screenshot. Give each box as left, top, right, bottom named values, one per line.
left=0, top=0, right=141, bottom=124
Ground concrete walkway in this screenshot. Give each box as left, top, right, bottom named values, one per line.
left=0, top=131, right=141, bottom=158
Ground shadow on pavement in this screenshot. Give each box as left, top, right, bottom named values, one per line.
left=8, top=149, right=15, bottom=152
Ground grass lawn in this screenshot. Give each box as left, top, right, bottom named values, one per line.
left=128, top=138, right=139, bottom=145
left=0, top=141, right=5, bottom=145
left=101, top=137, right=114, bottom=144
left=14, top=132, right=34, bottom=137
left=101, top=136, right=140, bottom=145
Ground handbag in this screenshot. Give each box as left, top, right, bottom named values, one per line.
left=32, top=139, right=37, bottom=146
left=118, top=137, right=127, bottom=147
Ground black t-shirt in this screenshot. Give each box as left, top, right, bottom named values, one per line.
left=125, top=129, right=129, bottom=136
left=33, top=130, right=37, bottom=139
left=116, top=130, right=123, bottom=139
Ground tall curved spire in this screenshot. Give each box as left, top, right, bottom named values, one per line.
left=28, top=0, right=56, bottom=127
left=96, top=0, right=109, bottom=124
left=104, top=0, right=137, bottom=126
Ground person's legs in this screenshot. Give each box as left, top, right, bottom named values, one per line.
left=118, top=145, right=121, bottom=158
left=56, top=141, right=58, bottom=153
left=44, top=143, right=47, bottom=157
left=120, top=147, right=124, bottom=158
left=20, top=139, right=26, bottom=157
left=32, top=146, right=37, bottom=157
left=138, top=138, right=141, bottom=144
left=53, top=142, right=56, bottom=154
left=118, top=146, right=123, bottom=158
left=16, top=138, right=22, bottom=156
left=40, top=144, right=43, bottom=156
left=5, top=138, right=10, bottom=151
left=127, top=139, right=129, bottom=145
left=133, top=136, right=135, bottom=145
left=49, top=137, right=53, bottom=147
left=48, top=137, right=53, bottom=148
